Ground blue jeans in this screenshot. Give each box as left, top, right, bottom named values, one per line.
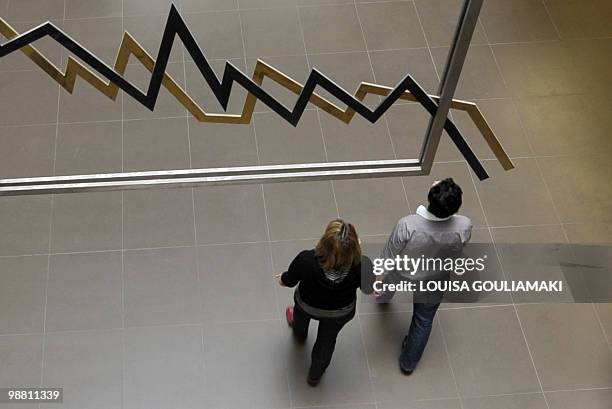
left=400, top=302, right=441, bottom=371
left=377, top=274, right=442, bottom=371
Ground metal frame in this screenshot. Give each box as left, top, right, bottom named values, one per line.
left=420, top=0, right=484, bottom=173
left=0, top=1, right=511, bottom=196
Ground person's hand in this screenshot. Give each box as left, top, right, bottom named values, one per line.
left=275, top=273, right=285, bottom=287
left=373, top=275, right=384, bottom=298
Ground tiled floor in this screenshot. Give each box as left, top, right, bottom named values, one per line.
left=0, top=0, right=611, bottom=408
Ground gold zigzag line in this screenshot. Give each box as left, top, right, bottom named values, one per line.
left=0, top=18, right=513, bottom=170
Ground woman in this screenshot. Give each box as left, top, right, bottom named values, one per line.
left=278, top=219, right=375, bottom=386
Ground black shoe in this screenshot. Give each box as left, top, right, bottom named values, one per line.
left=307, top=374, right=321, bottom=387
left=292, top=331, right=307, bottom=344
left=399, top=360, right=414, bottom=375
left=399, top=336, right=414, bottom=375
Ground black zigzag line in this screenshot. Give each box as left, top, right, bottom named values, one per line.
left=0, top=4, right=488, bottom=180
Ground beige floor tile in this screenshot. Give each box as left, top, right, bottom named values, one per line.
left=370, top=48, right=440, bottom=95
left=123, top=0, right=182, bottom=17
left=182, top=0, right=237, bottom=13
left=539, top=154, right=612, bottom=224
left=254, top=109, right=326, bottom=165
left=480, top=0, right=559, bottom=43
left=0, top=256, right=47, bottom=334
left=334, top=177, right=409, bottom=236
left=189, top=119, right=259, bottom=168
left=6, top=0, right=64, bottom=22
left=462, top=394, right=547, bottom=409
left=263, top=181, right=338, bottom=240
left=300, top=4, right=367, bottom=53
left=0, top=70, right=59, bottom=126
left=319, top=113, right=395, bottom=162
left=414, top=0, right=487, bottom=47
left=64, top=0, right=122, bottom=19
left=516, top=94, right=612, bottom=156
left=198, top=243, right=277, bottom=322
left=241, top=7, right=304, bottom=58
left=51, top=192, right=122, bottom=253
left=62, top=18, right=123, bottom=65
left=184, top=11, right=244, bottom=60
left=55, top=122, right=123, bottom=176
left=356, top=1, right=427, bottom=50
left=46, top=252, right=123, bottom=331
left=546, top=0, right=612, bottom=39
left=440, top=305, right=541, bottom=396
left=517, top=303, right=612, bottom=390
left=194, top=184, right=269, bottom=244
left=475, top=158, right=558, bottom=227
left=431, top=45, right=509, bottom=100
left=123, top=117, right=190, bottom=171
left=492, top=42, right=582, bottom=97
left=0, top=125, right=56, bottom=178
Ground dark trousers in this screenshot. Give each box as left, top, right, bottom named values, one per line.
left=292, top=301, right=355, bottom=380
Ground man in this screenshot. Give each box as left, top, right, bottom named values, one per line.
left=378, top=178, right=472, bottom=375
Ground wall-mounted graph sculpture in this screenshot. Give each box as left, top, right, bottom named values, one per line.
left=0, top=2, right=512, bottom=196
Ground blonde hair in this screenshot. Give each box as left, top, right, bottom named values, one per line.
left=315, top=219, right=362, bottom=272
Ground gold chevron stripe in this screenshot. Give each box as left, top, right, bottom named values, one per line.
left=0, top=18, right=512, bottom=170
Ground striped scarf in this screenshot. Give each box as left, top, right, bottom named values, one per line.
left=323, top=267, right=350, bottom=284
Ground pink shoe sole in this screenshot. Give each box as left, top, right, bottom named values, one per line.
left=285, top=306, right=294, bottom=327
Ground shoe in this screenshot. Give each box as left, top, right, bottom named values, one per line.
left=285, top=306, right=294, bottom=327
left=399, top=362, right=414, bottom=375
left=399, top=336, right=414, bottom=375
left=307, top=374, right=321, bottom=387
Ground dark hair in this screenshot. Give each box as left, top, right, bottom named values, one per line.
left=427, top=178, right=463, bottom=219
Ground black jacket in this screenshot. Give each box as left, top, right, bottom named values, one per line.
left=281, top=250, right=375, bottom=310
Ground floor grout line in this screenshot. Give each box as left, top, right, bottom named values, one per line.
left=37, top=0, right=66, bottom=399
left=237, top=3, right=294, bottom=406
left=119, top=3, right=126, bottom=409
left=351, top=1, right=400, bottom=396
left=437, top=317, right=465, bottom=406
left=477, top=20, right=555, bottom=409
left=466, top=157, right=553, bottom=409
left=355, top=0, right=413, bottom=214
left=411, top=2, right=466, bottom=407
left=540, top=0, right=562, bottom=40
left=0, top=219, right=594, bottom=258
left=176, top=0, right=210, bottom=401
left=3, top=34, right=610, bottom=72
left=2, top=2, right=611, bottom=406
left=295, top=3, right=342, bottom=225
left=0, top=89, right=595, bottom=130
left=482, top=0, right=612, bottom=357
